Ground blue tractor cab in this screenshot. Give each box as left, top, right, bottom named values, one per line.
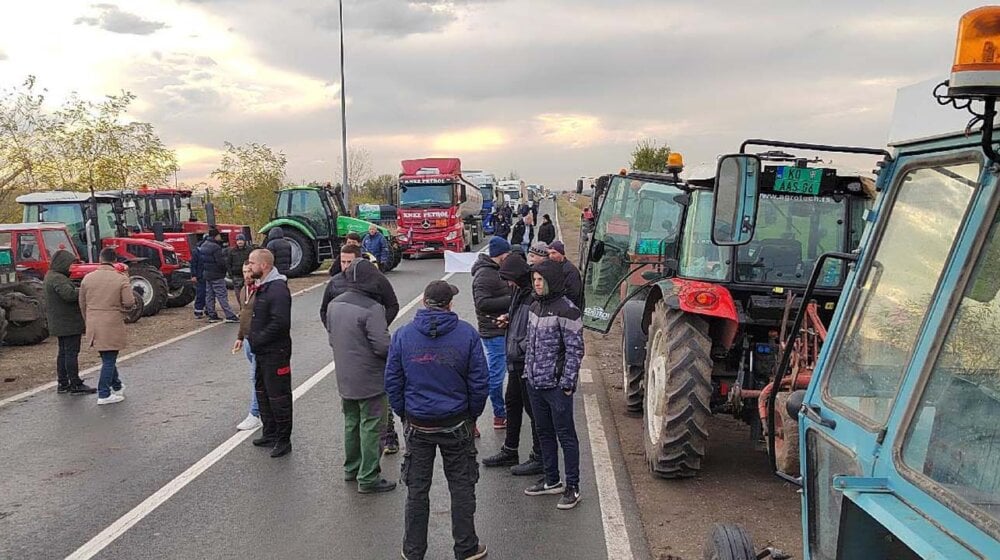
left=705, top=7, right=1000, bottom=559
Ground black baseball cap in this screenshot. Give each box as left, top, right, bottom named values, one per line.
left=424, top=280, right=459, bottom=308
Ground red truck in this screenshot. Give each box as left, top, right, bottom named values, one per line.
left=395, top=158, right=484, bottom=257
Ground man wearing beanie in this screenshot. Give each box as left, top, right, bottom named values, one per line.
left=472, top=236, right=513, bottom=430
left=201, top=228, right=238, bottom=323
left=547, top=240, right=583, bottom=310
left=527, top=242, right=549, bottom=266
left=482, top=253, right=544, bottom=476
left=385, top=280, right=489, bottom=560
left=225, top=233, right=254, bottom=309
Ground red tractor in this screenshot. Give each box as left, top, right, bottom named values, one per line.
left=17, top=191, right=182, bottom=316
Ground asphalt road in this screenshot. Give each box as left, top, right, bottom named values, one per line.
left=0, top=200, right=649, bottom=560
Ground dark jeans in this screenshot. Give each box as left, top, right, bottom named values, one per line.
left=194, top=279, right=206, bottom=315
left=401, top=421, right=480, bottom=560
left=526, top=385, right=580, bottom=488
left=503, top=368, right=541, bottom=457
left=255, top=349, right=293, bottom=442
left=56, top=335, right=83, bottom=388
left=97, top=351, right=123, bottom=398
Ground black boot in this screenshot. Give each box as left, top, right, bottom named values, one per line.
left=69, top=382, right=97, bottom=395
left=482, top=446, right=519, bottom=467
left=270, top=440, right=292, bottom=458
left=510, top=454, right=544, bottom=476
left=252, top=437, right=276, bottom=447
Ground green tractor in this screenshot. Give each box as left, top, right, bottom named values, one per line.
left=259, top=184, right=402, bottom=278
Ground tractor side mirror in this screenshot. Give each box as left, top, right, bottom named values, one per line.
left=712, top=154, right=761, bottom=246
left=589, top=239, right=605, bottom=263
left=786, top=389, right=807, bottom=420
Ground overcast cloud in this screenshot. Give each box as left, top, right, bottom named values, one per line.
left=0, top=0, right=987, bottom=186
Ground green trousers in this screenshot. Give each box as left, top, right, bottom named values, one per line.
left=343, top=394, right=388, bottom=488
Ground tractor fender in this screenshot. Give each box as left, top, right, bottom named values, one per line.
left=644, top=278, right=740, bottom=350
left=259, top=218, right=316, bottom=240
left=621, top=298, right=648, bottom=370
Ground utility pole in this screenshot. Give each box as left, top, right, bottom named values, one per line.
left=338, top=0, right=350, bottom=214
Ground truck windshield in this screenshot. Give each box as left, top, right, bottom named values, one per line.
left=399, top=183, right=454, bottom=207
left=735, top=194, right=847, bottom=287
left=479, top=187, right=494, bottom=202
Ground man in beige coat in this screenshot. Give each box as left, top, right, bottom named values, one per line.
left=80, top=247, right=137, bottom=405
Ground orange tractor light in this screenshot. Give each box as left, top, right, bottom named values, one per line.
left=619, top=168, right=628, bottom=176
left=666, top=152, right=684, bottom=174
left=689, top=290, right=718, bottom=308
left=949, top=6, right=1000, bottom=97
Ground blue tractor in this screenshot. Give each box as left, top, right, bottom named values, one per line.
left=703, top=8, right=1000, bottom=558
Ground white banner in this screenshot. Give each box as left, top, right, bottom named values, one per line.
left=444, top=250, right=478, bottom=273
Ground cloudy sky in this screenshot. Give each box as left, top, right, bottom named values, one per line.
left=0, top=1, right=987, bottom=188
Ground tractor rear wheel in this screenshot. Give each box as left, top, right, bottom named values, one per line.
left=622, top=334, right=644, bottom=416
left=166, top=283, right=196, bottom=308
left=0, top=280, right=49, bottom=345
left=643, top=301, right=713, bottom=478
left=283, top=228, right=315, bottom=278
left=129, top=265, right=168, bottom=317
left=703, top=524, right=757, bottom=560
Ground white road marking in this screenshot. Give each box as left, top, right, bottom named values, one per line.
left=583, top=393, right=635, bottom=560
left=65, top=359, right=337, bottom=560
left=0, top=281, right=327, bottom=409
left=580, top=368, right=594, bottom=384
left=63, top=267, right=457, bottom=559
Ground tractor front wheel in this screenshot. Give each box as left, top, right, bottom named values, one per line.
left=130, top=265, right=168, bottom=317
left=622, top=334, right=644, bottom=416
left=703, top=524, right=757, bottom=560
left=282, top=228, right=316, bottom=278
left=643, top=301, right=713, bottom=478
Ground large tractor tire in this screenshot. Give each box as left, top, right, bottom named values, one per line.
left=703, top=524, right=757, bottom=560
left=773, top=391, right=801, bottom=476
left=282, top=228, right=316, bottom=278
left=0, top=280, right=49, bottom=345
left=124, top=288, right=144, bottom=324
left=166, top=283, right=196, bottom=308
left=129, top=265, right=168, bottom=317
left=643, top=301, right=713, bottom=478
left=622, top=335, right=644, bottom=416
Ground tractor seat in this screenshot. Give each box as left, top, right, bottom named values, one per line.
left=753, top=238, right=802, bottom=281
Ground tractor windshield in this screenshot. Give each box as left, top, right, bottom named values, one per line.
left=735, top=194, right=847, bottom=287
left=399, top=183, right=455, bottom=208
left=276, top=188, right=331, bottom=238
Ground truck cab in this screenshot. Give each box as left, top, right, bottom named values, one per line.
left=396, top=158, right=483, bottom=256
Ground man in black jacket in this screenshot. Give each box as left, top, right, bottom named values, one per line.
left=471, top=236, right=512, bottom=430
left=265, top=228, right=293, bottom=275
left=548, top=241, right=583, bottom=310
left=247, top=249, right=294, bottom=458
left=201, top=228, right=239, bottom=323
left=320, top=245, right=399, bottom=328
left=537, top=214, right=556, bottom=244
left=225, top=233, right=253, bottom=307
left=44, top=250, right=96, bottom=394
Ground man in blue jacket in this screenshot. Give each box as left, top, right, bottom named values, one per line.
left=385, top=281, right=489, bottom=560
left=362, top=224, right=390, bottom=269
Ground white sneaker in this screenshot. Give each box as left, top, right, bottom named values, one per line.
left=97, top=394, right=125, bottom=405
left=236, top=413, right=263, bottom=431
left=112, top=385, right=125, bottom=397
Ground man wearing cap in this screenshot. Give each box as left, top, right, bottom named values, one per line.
left=548, top=241, right=583, bottom=310
left=225, top=233, right=254, bottom=308
left=472, top=236, right=513, bottom=430
left=527, top=241, right=549, bottom=267
left=201, top=228, right=239, bottom=323
left=385, top=280, right=489, bottom=560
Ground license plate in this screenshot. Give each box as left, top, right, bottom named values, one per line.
left=773, top=166, right=822, bottom=195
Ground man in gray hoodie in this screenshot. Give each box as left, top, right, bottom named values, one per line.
left=326, top=258, right=396, bottom=494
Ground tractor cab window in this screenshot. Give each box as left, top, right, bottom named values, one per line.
left=17, top=233, right=40, bottom=261
left=901, top=208, right=1000, bottom=530
left=95, top=203, right=120, bottom=239
left=280, top=189, right=330, bottom=237
left=735, top=194, right=846, bottom=287
left=679, top=191, right=730, bottom=281
left=823, top=162, right=979, bottom=426
left=42, top=230, right=74, bottom=255
left=26, top=204, right=85, bottom=243
left=149, top=198, right=173, bottom=224
left=177, top=196, right=194, bottom=221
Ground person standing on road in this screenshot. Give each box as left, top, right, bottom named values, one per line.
left=45, top=249, right=96, bottom=395
left=232, top=262, right=262, bottom=432
left=225, top=233, right=253, bottom=309
left=246, top=249, right=294, bottom=458
left=537, top=214, right=556, bottom=244
left=320, top=244, right=403, bottom=453
left=265, top=228, right=293, bottom=276
left=328, top=232, right=364, bottom=276
left=326, top=258, right=396, bottom=494
left=79, top=247, right=137, bottom=405
left=200, top=228, right=239, bottom=323
left=191, top=237, right=207, bottom=319
left=385, top=280, right=489, bottom=560
left=362, top=224, right=390, bottom=269
left=472, top=236, right=512, bottom=431
left=548, top=241, right=584, bottom=310
left=482, top=253, right=544, bottom=476
left=522, top=259, right=585, bottom=509
left=511, top=214, right=534, bottom=253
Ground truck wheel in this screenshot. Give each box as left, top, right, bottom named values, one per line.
left=622, top=335, right=644, bottom=416
left=124, top=288, right=144, bottom=324
left=773, top=391, right=801, bottom=476
left=282, top=228, right=315, bottom=278
left=643, top=301, right=712, bottom=478
left=703, top=524, right=756, bottom=560
left=130, top=265, right=168, bottom=317
left=0, top=280, right=49, bottom=345
left=166, top=284, right=196, bottom=308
